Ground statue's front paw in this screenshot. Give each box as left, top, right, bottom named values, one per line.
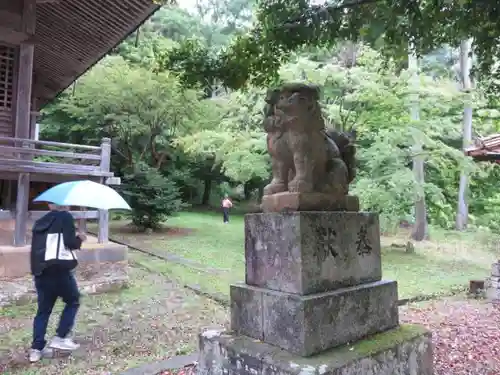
left=288, top=179, right=313, bottom=193
left=263, top=182, right=287, bottom=195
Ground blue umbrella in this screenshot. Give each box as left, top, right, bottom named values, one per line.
left=33, top=180, right=131, bottom=210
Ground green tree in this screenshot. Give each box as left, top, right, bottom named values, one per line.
left=175, top=89, right=270, bottom=186
left=40, top=56, right=208, bottom=229
left=158, top=1, right=500, bottom=93
left=121, top=162, right=185, bottom=230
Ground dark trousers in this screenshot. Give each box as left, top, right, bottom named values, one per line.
left=222, top=207, right=229, bottom=223
left=31, top=270, right=80, bottom=350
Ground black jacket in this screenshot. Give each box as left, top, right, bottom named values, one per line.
left=30, top=210, right=82, bottom=276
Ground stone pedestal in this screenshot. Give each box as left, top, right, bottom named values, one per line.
left=198, top=325, right=433, bottom=375
left=486, top=261, right=500, bottom=301
left=231, top=281, right=398, bottom=356
left=198, top=212, right=433, bottom=374
left=244, top=212, right=381, bottom=294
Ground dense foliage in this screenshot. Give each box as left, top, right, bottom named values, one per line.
left=121, top=162, right=185, bottom=230
left=159, top=0, right=500, bottom=93
left=39, top=1, right=500, bottom=234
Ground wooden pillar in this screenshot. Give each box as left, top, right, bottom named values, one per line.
left=98, top=138, right=111, bottom=243
left=13, top=0, right=35, bottom=246
left=78, top=207, right=87, bottom=234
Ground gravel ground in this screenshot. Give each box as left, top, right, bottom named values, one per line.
left=2, top=265, right=498, bottom=375
left=401, top=298, right=500, bottom=375
left=0, top=266, right=228, bottom=375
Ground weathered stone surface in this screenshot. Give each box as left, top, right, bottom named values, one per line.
left=489, top=276, right=500, bottom=289
left=231, top=280, right=398, bottom=356
left=262, top=83, right=356, bottom=201
left=486, top=286, right=500, bottom=301
left=245, top=212, right=381, bottom=295
left=0, top=247, right=31, bottom=278
left=77, top=244, right=128, bottom=264
left=261, top=192, right=359, bottom=212
left=486, top=270, right=500, bottom=301
left=230, top=283, right=263, bottom=340
left=492, top=262, right=500, bottom=277
left=0, top=242, right=128, bottom=278
left=198, top=325, right=433, bottom=375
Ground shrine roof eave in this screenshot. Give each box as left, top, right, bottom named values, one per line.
left=30, top=0, right=160, bottom=109
left=467, top=153, right=500, bottom=163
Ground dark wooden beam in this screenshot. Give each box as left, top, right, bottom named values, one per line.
left=14, top=173, right=29, bottom=245
left=0, top=10, right=22, bottom=31
left=15, top=50, right=34, bottom=138
left=22, top=0, right=36, bottom=35
left=13, top=0, right=36, bottom=247
left=0, top=27, right=29, bottom=45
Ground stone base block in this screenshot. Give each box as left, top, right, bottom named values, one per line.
left=77, top=243, right=128, bottom=264
left=486, top=288, right=500, bottom=301
left=231, top=280, right=398, bottom=357
left=486, top=276, right=500, bottom=301
left=198, top=324, right=433, bottom=375
left=245, top=211, right=381, bottom=295
left=0, top=242, right=127, bottom=278
left=492, top=262, right=500, bottom=277
left=261, top=192, right=359, bottom=213
left=0, top=247, right=30, bottom=278
left=487, top=276, right=500, bottom=289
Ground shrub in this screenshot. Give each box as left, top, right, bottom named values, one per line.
left=121, top=163, right=185, bottom=231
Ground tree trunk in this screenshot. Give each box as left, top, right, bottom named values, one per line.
left=456, top=39, right=473, bottom=231
left=258, top=183, right=265, bottom=200
left=243, top=181, right=252, bottom=201
left=408, top=45, right=428, bottom=241
left=202, top=178, right=212, bottom=205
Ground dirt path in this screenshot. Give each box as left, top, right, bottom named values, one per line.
left=0, top=267, right=228, bottom=375
left=401, top=298, right=500, bottom=375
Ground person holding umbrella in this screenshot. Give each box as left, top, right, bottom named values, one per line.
left=29, top=204, right=86, bottom=362
left=28, top=180, right=131, bottom=363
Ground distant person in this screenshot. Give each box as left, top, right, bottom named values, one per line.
left=221, top=194, right=233, bottom=223
left=29, top=204, right=87, bottom=363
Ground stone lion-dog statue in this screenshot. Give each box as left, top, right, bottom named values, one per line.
left=262, top=83, right=356, bottom=206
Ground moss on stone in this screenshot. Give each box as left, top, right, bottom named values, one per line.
left=208, top=325, right=432, bottom=373
left=350, top=324, right=429, bottom=356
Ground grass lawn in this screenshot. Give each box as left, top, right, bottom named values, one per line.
left=105, top=211, right=499, bottom=300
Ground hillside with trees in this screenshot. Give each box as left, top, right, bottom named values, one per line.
left=39, top=1, right=500, bottom=237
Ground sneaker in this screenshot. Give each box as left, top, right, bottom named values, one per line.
left=48, top=336, right=80, bottom=351
left=29, top=347, right=54, bottom=363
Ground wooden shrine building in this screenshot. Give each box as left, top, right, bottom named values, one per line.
left=465, top=134, right=500, bottom=163
left=0, top=0, right=159, bottom=277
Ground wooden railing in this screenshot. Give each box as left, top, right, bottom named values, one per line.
left=0, top=210, right=99, bottom=220
left=0, top=137, right=116, bottom=245
left=0, top=136, right=113, bottom=178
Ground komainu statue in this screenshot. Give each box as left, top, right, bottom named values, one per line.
left=261, top=82, right=358, bottom=212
